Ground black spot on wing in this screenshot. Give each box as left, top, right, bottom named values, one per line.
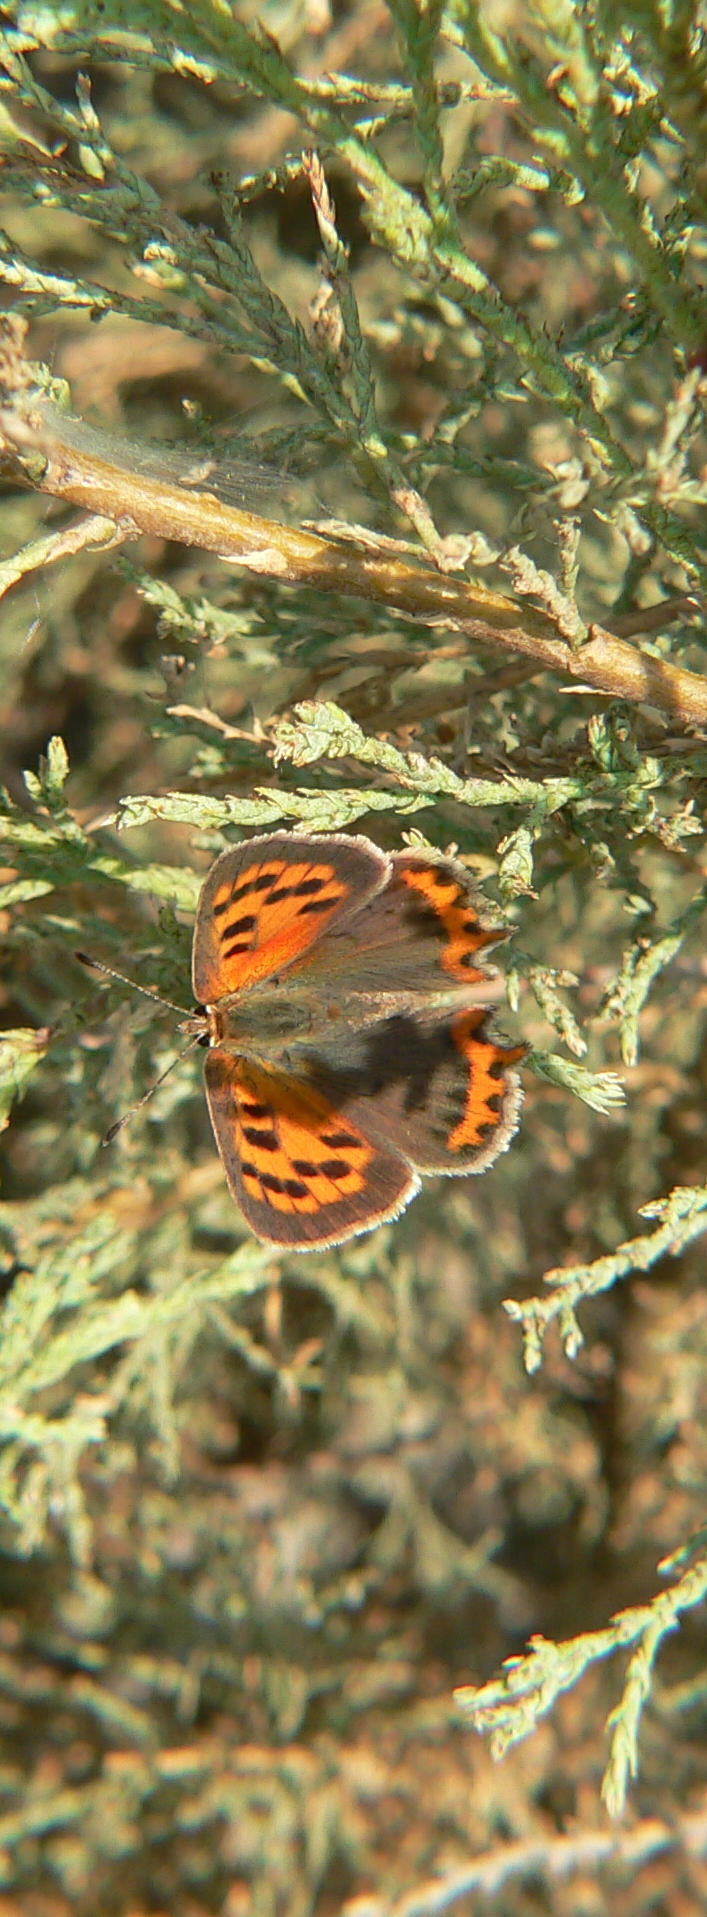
left=299, top=895, right=337, bottom=916
left=267, top=877, right=333, bottom=903
left=219, top=913, right=257, bottom=940
left=229, top=871, right=279, bottom=902
left=241, top=1126, right=279, bottom=1152
left=257, top=1170, right=310, bottom=1199
left=292, top=1157, right=349, bottom=1182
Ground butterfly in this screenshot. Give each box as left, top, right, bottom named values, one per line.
left=190, top=832, right=524, bottom=1250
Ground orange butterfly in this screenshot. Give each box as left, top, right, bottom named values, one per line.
left=191, top=832, right=524, bottom=1250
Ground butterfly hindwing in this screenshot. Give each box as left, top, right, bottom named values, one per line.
left=299, top=1009, right=525, bottom=1177
left=392, top=852, right=506, bottom=983
left=290, top=849, right=507, bottom=998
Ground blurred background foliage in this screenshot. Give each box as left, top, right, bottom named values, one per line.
left=0, top=1, right=706, bottom=1912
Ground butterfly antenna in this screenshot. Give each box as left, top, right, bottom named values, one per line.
left=101, top=1034, right=204, bottom=1144
left=75, top=950, right=188, bottom=1017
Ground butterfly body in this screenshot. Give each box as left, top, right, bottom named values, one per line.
left=192, top=831, right=524, bottom=1249
left=205, top=971, right=497, bottom=1056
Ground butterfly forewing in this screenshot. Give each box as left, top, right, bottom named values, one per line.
left=204, top=1049, right=417, bottom=1248
left=193, top=831, right=389, bottom=1005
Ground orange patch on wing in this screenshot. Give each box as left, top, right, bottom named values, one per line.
left=447, top=1013, right=526, bottom=1152
left=398, top=861, right=502, bottom=982
left=203, top=1048, right=418, bottom=1248
left=235, top=1066, right=372, bottom=1217
left=206, top=855, right=353, bottom=996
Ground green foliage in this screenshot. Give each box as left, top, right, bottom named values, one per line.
left=0, top=2, right=705, bottom=1910
left=505, top=1181, right=707, bottom=1370
left=456, top=1545, right=707, bottom=1818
